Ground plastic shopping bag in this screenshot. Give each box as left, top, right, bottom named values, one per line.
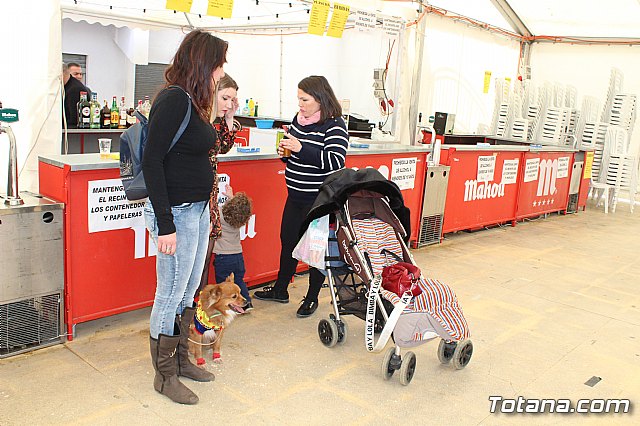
left=292, top=214, right=330, bottom=270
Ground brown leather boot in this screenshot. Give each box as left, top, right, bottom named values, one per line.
left=150, top=334, right=198, bottom=404
left=176, top=307, right=215, bottom=382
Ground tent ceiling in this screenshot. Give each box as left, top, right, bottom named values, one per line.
left=62, top=0, right=640, bottom=39
left=429, top=0, right=640, bottom=39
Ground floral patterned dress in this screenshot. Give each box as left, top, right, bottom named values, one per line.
left=208, top=118, right=236, bottom=239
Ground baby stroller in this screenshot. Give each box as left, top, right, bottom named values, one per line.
left=299, top=168, right=473, bottom=385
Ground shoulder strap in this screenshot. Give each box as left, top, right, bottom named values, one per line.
left=166, top=85, right=192, bottom=152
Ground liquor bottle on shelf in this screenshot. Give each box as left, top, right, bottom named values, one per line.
left=118, top=96, right=127, bottom=129
left=141, top=96, right=152, bottom=118
left=90, top=92, right=101, bottom=129
left=110, top=96, right=120, bottom=129
left=254, top=101, right=259, bottom=117
left=78, top=91, right=91, bottom=129
left=101, top=99, right=111, bottom=129
left=248, top=98, right=255, bottom=116
left=242, top=99, right=249, bottom=116
left=127, top=105, right=136, bottom=127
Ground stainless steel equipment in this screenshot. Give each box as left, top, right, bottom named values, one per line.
left=417, top=165, right=450, bottom=247
left=0, top=103, right=24, bottom=206
left=0, top=192, right=65, bottom=358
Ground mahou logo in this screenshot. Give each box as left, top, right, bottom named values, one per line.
left=464, top=180, right=505, bottom=201
left=537, top=159, right=558, bottom=197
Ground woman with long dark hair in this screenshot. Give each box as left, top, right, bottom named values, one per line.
left=142, top=30, right=227, bottom=405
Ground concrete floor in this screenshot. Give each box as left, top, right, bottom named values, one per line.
left=1, top=199, right=639, bottom=425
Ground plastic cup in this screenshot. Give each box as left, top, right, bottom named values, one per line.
left=276, top=131, right=291, bottom=157
left=99, top=138, right=112, bottom=159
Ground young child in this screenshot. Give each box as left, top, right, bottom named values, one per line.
left=214, top=186, right=254, bottom=311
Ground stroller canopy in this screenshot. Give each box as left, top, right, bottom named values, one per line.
left=300, top=168, right=411, bottom=240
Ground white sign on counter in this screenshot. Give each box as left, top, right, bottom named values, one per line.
left=524, top=158, right=540, bottom=182
left=390, top=157, right=417, bottom=190
left=557, top=156, right=570, bottom=178
left=88, top=179, right=151, bottom=259
left=501, top=159, right=519, bottom=184
left=477, top=155, right=496, bottom=182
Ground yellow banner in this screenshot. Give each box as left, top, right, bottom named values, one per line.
left=207, top=0, right=234, bottom=19
left=166, top=0, right=192, bottom=13
left=583, top=151, right=594, bottom=179
left=327, top=3, right=350, bottom=38
left=308, top=0, right=331, bottom=36
left=483, top=71, right=492, bottom=94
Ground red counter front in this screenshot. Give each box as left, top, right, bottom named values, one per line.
left=515, top=151, right=574, bottom=220
left=440, top=148, right=523, bottom=233
left=440, top=146, right=579, bottom=234
left=38, top=148, right=428, bottom=338
left=39, top=160, right=157, bottom=339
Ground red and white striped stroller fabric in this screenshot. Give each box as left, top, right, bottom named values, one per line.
left=352, top=217, right=470, bottom=347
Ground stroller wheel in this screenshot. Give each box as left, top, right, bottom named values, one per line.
left=380, top=347, right=397, bottom=380
left=318, top=319, right=339, bottom=348
left=452, top=339, right=473, bottom=370
left=337, top=320, right=348, bottom=345
left=437, top=339, right=457, bottom=364
left=399, top=351, right=417, bottom=386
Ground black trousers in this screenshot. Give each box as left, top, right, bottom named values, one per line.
left=273, top=196, right=325, bottom=301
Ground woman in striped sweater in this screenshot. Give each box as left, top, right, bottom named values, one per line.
left=254, top=76, right=349, bottom=318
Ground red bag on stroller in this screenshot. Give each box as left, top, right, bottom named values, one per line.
left=382, top=262, right=423, bottom=297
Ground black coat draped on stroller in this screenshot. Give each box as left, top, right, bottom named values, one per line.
left=297, top=168, right=473, bottom=385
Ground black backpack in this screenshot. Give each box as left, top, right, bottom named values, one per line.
left=119, top=86, right=191, bottom=201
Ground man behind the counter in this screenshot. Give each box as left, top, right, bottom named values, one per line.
left=62, top=63, right=91, bottom=127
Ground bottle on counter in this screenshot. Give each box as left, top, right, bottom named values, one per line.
left=248, top=98, right=255, bottom=117
left=110, top=96, right=120, bottom=129
left=254, top=101, right=259, bottom=117
left=127, top=105, right=136, bottom=127
left=90, top=93, right=101, bottom=129
left=242, top=99, right=249, bottom=116
left=77, top=91, right=91, bottom=129
left=101, top=99, right=111, bottom=129
left=141, top=96, right=152, bottom=118
left=118, top=96, right=127, bottom=129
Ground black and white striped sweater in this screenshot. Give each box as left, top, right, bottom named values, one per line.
left=284, top=114, right=349, bottom=203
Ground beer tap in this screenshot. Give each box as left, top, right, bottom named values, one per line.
left=0, top=101, right=24, bottom=205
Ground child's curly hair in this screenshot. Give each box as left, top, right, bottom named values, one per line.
left=222, top=192, right=253, bottom=228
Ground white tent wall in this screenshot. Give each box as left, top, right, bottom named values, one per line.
left=416, top=14, right=521, bottom=134
left=0, top=0, right=62, bottom=194
left=529, top=43, right=640, bottom=152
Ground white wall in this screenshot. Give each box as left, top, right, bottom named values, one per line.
left=417, top=14, right=521, bottom=134
left=0, top=0, right=62, bottom=192
left=63, top=20, right=405, bottom=134
left=62, top=19, right=135, bottom=106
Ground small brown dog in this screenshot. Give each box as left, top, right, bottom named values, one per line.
left=189, top=273, right=246, bottom=365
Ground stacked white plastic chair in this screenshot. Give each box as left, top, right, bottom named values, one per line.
left=507, top=81, right=529, bottom=142
left=603, top=126, right=637, bottom=213
left=601, top=68, right=624, bottom=123
left=489, top=78, right=510, bottom=137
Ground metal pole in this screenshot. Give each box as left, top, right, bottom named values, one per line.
left=0, top=125, right=24, bottom=205
left=408, top=4, right=426, bottom=145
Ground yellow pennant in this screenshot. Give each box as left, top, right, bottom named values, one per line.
left=483, top=71, right=492, bottom=94
left=166, top=0, right=192, bottom=13
left=207, top=0, right=234, bottom=19
left=327, top=3, right=350, bottom=38
left=308, top=0, right=331, bottom=36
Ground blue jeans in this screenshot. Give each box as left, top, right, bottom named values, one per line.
left=144, top=199, right=210, bottom=339
left=214, top=253, right=250, bottom=302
